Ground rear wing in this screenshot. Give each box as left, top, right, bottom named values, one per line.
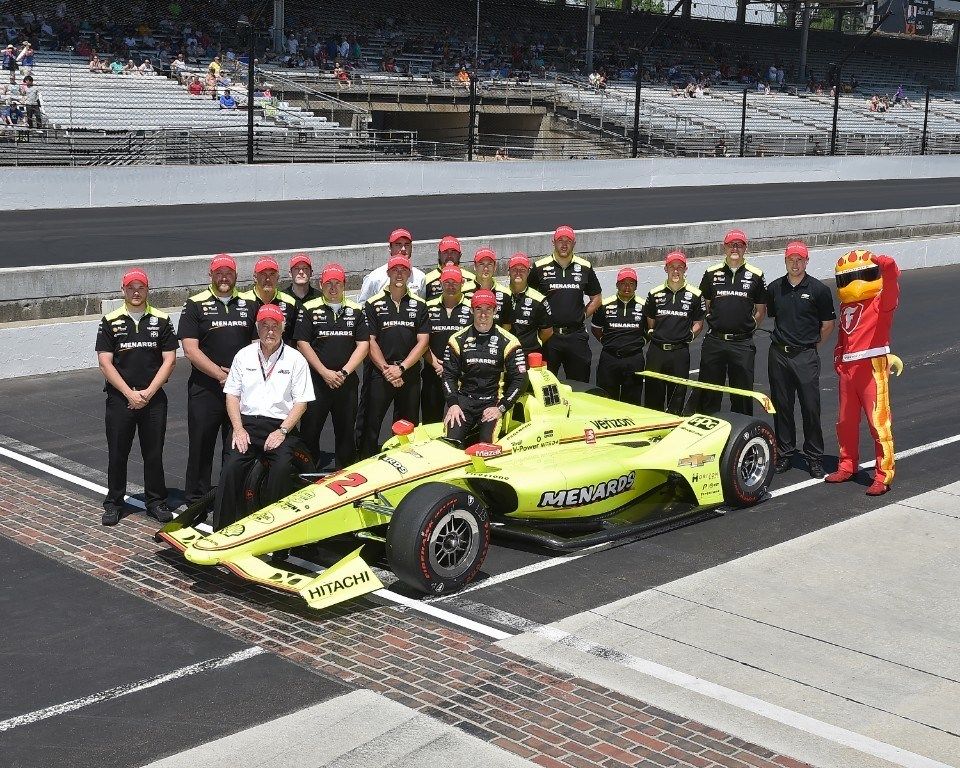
left=637, top=371, right=776, bottom=415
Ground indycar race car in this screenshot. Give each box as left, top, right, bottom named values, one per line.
left=158, top=356, right=776, bottom=610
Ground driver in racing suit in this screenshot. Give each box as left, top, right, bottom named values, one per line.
left=443, top=290, right=527, bottom=447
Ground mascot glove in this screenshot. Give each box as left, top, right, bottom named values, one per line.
left=887, top=353, right=904, bottom=377
left=871, top=254, right=897, bottom=268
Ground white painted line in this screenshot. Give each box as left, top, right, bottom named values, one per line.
left=0, top=646, right=265, bottom=733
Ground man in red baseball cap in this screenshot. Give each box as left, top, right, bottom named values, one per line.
left=96, top=269, right=178, bottom=526
left=528, top=225, right=601, bottom=382
left=357, top=227, right=427, bottom=302
left=442, top=289, right=527, bottom=447
left=766, top=240, right=836, bottom=478
left=424, top=235, right=477, bottom=301
left=282, top=252, right=320, bottom=310
left=507, top=252, right=553, bottom=355
left=422, top=264, right=472, bottom=423
left=240, top=256, right=299, bottom=343
left=591, top=267, right=647, bottom=404
left=178, top=253, right=257, bottom=513
left=213, top=299, right=315, bottom=530
left=293, top=262, right=370, bottom=469
left=642, top=251, right=706, bottom=415
left=360, top=250, right=430, bottom=458
left=696, top=228, right=768, bottom=415
left=471, top=247, right=513, bottom=329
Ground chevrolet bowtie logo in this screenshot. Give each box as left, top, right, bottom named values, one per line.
left=678, top=453, right=715, bottom=468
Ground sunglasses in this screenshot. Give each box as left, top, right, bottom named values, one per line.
left=835, top=266, right=880, bottom=289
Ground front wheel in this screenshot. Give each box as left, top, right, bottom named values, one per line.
left=386, top=482, right=490, bottom=595
left=718, top=413, right=776, bottom=506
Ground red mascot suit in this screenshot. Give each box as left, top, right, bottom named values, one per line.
left=826, top=250, right=902, bottom=496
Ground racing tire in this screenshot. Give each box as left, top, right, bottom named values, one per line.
left=240, top=446, right=316, bottom=516
left=717, top=413, right=776, bottom=507
left=386, top=482, right=490, bottom=595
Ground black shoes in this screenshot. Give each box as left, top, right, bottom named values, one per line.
left=808, top=460, right=825, bottom=479
left=775, top=456, right=792, bottom=474
left=102, top=508, right=121, bottom=526
left=147, top=503, right=174, bottom=523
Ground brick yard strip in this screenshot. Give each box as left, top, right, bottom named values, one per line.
left=0, top=459, right=811, bottom=768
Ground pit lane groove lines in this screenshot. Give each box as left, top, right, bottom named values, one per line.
left=448, top=599, right=955, bottom=768
left=0, top=647, right=265, bottom=733
left=0, top=442, right=511, bottom=642
left=431, top=431, right=960, bottom=602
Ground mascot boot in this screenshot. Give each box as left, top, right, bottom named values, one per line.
left=826, top=249, right=901, bottom=496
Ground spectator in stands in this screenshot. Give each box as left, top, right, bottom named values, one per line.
left=219, top=89, right=237, bottom=110
left=188, top=75, right=203, bottom=96
left=811, top=140, right=824, bottom=156
left=110, top=58, right=124, bottom=75
left=204, top=70, right=217, bottom=94
left=869, top=95, right=879, bottom=112
left=715, top=138, right=727, bottom=157
left=2, top=44, right=17, bottom=85
left=456, top=66, right=470, bottom=88
left=123, top=59, right=138, bottom=74
left=208, top=55, right=222, bottom=78
left=171, top=52, right=186, bottom=79
left=334, top=61, right=350, bottom=87
left=139, top=59, right=154, bottom=75
left=893, top=85, right=909, bottom=108
left=21, top=75, right=40, bottom=128
left=1, top=96, right=20, bottom=126
left=16, top=42, right=33, bottom=78
left=89, top=55, right=103, bottom=73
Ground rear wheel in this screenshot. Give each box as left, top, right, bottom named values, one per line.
left=386, top=482, right=490, bottom=595
left=718, top=413, right=775, bottom=506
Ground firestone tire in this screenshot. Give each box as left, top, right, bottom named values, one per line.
left=240, top=446, right=316, bottom=516
left=386, top=482, right=490, bottom=595
left=718, top=413, right=776, bottom=507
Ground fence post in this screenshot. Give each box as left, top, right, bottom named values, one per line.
left=739, top=88, right=747, bottom=157
left=467, top=74, right=477, bottom=161
left=829, top=83, right=841, bottom=156
left=921, top=85, right=931, bottom=155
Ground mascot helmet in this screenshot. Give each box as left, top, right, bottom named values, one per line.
left=835, top=249, right=882, bottom=304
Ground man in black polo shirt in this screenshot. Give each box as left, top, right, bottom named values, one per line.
left=361, top=255, right=430, bottom=458
left=767, top=241, right=836, bottom=478
left=470, top=247, right=513, bottom=330
left=507, top=252, right=553, bottom=355
left=96, top=269, right=178, bottom=526
left=294, top=263, right=370, bottom=469
left=282, top=252, right=321, bottom=312
left=239, top=256, right=299, bottom=343
left=423, top=265, right=472, bottom=424
left=423, top=236, right=477, bottom=301
left=528, top=225, right=602, bottom=382
left=643, top=251, right=705, bottom=415
left=697, top=229, right=767, bottom=415
left=591, top=267, right=647, bottom=405
left=178, top=253, right=256, bottom=508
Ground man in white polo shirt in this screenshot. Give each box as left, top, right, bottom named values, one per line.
left=213, top=303, right=315, bottom=530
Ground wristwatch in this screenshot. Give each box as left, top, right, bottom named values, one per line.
left=339, top=369, right=349, bottom=378
left=279, top=426, right=289, bottom=436
left=397, top=363, right=406, bottom=372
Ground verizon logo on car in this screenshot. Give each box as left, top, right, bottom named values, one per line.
left=538, top=471, right=636, bottom=508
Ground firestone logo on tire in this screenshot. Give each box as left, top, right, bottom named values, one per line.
left=538, top=471, right=636, bottom=507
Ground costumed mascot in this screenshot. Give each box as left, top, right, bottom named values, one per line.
left=826, top=250, right=902, bottom=496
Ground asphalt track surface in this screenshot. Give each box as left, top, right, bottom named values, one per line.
left=7, top=176, right=960, bottom=266
left=1, top=263, right=957, bottom=767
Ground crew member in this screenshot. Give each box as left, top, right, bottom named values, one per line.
left=443, top=290, right=527, bottom=447
left=357, top=228, right=427, bottom=301
left=239, top=256, right=298, bottom=343
left=214, top=304, right=314, bottom=530
left=423, top=265, right=472, bottom=423
left=424, top=236, right=477, bottom=300
left=766, top=241, right=836, bottom=478
left=96, top=269, right=178, bottom=526
left=294, top=263, right=369, bottom=469
left=507, top=252, right=553, bottom=355
left=470, top=247, right=513, bottom=330
left=528, top=226, right=601, bottom=382
left=282, top=252, right=321, bottom=311
left=178, top=254, right=255, bottom=508
left=643, top=251, right=705, bottom=415
left=361, top=254, right=430, bottom=457
left=696, top=229, right=767, bottom=414
left=591, top=267, right=647, bottom=404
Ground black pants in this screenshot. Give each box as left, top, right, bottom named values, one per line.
left=25, top=104, right=41, bottom=128
left=354, top=360, right=372, bottom=452
left=445, top=395, right=497, bottom=448
left=185, top=382, right=231, bottom=505
left=213, top=415, right=306, bottom=530
left=421, top=365, right=445, bottom=424
left=299, top=372, right=358, bottom=470
left=696, top=335, right=756, bottom=415
left=596, top=349, right=645, bottom=405
left=544, top=329, right=591, bottom=382
left=360, top=365, right=422, bottom=458
left=104, top=389, right=168, bottom=513
left=768, top=346, right=824, bottom=461
left=644, top=344, right=691, bottom=415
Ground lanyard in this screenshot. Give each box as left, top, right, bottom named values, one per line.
left=258, top=344, right=284, bottom=382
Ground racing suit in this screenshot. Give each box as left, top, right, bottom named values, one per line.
left=442, top=325, right=527, bottom=447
